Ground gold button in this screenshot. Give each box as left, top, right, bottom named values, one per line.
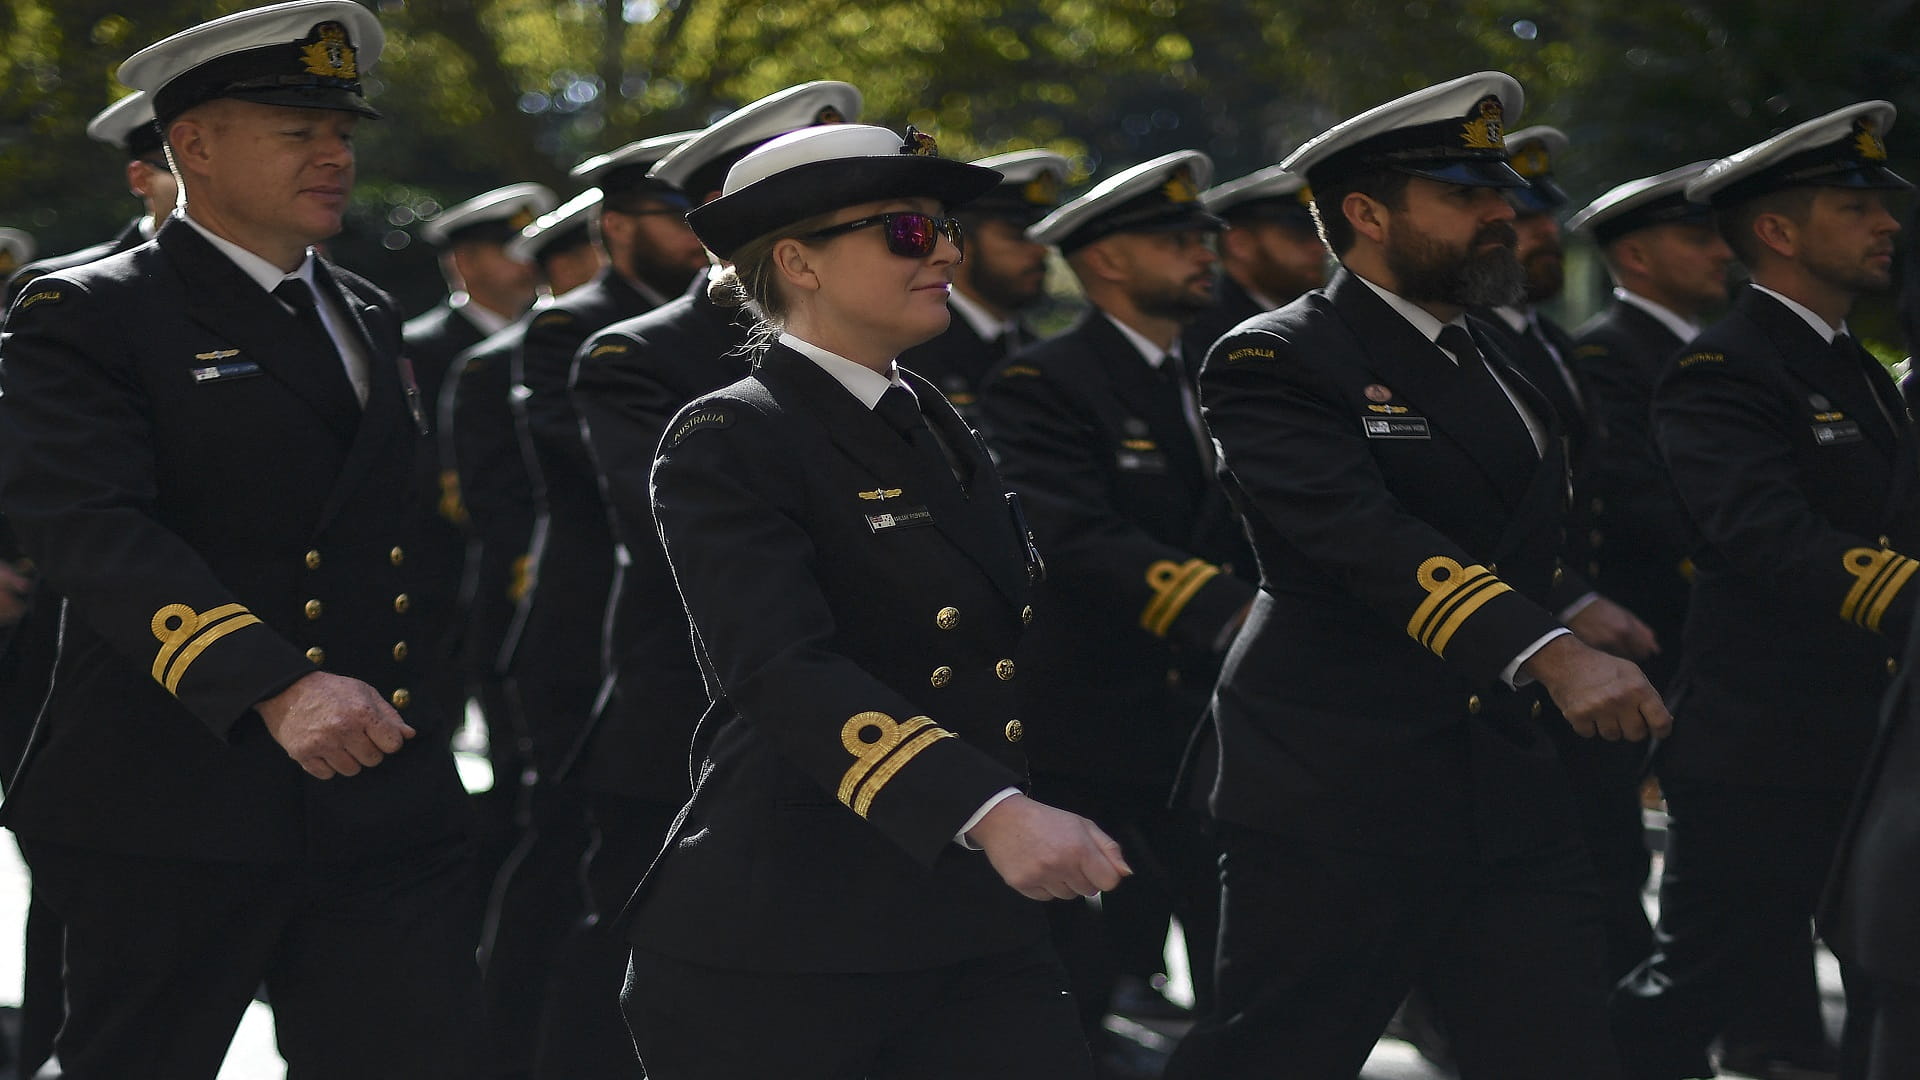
left=304, top=599, right=323, bottom=620
left=936, top=607, right=960, bottom=631
left=1487, top=562, right=1498, bottom=574
left=1889, top=657, right=1899, bottom=676
left=995, top=659, right=1016, bottom=681
left=1880, top=535, right=1891, bottom=548
left=1552, top=567, right=1565, bottom=586
left=1467, top=694, right=1482, bottom=715
left=930, top=666, right=952, bottom=688
left=390, top=688, right=411, bottom=709
left=304, top=549, right=321, bottom=570
left=390, top=546, right=405, bottom=566
left=305, top=646, right=325, bottom=665
left=393, top=641, right=409, bottom=662
left=394, top=593, right=410, bottom=614
left=1531, top=700, right=1542, bottom=719
left=1004, top=719, right=1024, bottom=743
left=1021, top=605, right=1034, bottom=625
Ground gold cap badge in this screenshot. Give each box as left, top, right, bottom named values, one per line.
left=1162, top=165, right=1199, bottom=204
left=1854, top=117, right=1889, bottom=162
left=300, top=22, right=358, bottom=80
left=1460, top=95, right=1505, bottom=151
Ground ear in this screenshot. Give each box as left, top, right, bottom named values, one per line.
left=1752, top=211, right=1798, bottom=260
left=1078, top=240, right=1130, bottom=285
left=1609, top=237, right=1649, bottom=280
left=166, top=117, right=213, bottom=182
left=124, top=159, right=149, bottom=200
left=1220, top=226, right=1257, bottom=262
left=1343, top=191, right=1389, bottom=246
left=771, top=237, right=821, bottom=295
left=598, top=208, right=636, bottom=250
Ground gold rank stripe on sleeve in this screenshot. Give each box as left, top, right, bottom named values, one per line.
left=838, top=711, right=956, bottom=818
left=1840, top=546, right=1919, bottom=632
left=1141, top=558, right=1222, bottom=638
left=150, top=602, right=263, bottom=694
left=1407, top=557, right=1514, bottom=657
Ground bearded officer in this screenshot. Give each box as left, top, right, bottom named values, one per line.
left=0, top=3, right=479, bottom=1074
left=1184, top=163, right=1326, bottom=356
left=900, top=148, right=1069, bottom=426
left=1163, top=72, right=1668, bottom=1080
left=979, top=150, right=1256, bottom=1049
left=1613, top=101, right=1918, bottom=1080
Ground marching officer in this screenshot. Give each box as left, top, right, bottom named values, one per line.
left=1186, top=163, right=1327, bottom=355
left=980, top=150, right=1255, bottom=1045
left=0, top=3, right=479, bottom=1073
left=1164, top=72, right=1668, bottom=1080
left=5, top=92, right=176, bottom=304
left=1614, top=100, right=1918, bottom=1080
left=541, top=79, right=860, bottom=1078
left=900, top=148, right=1070, bottom=425
left=627, top=119, right=1124, bottom=1080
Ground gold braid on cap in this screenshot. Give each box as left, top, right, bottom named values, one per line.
left=900, top=126, right=938, bottom=156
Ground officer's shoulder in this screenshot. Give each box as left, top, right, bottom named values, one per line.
left=660, top=377, right=777, bottom=451
left=5, top=265, right=103, bottom=324
left=1662, top=322, right=1773, bottom=384
left=1207, top=303, right=1314, bottom=367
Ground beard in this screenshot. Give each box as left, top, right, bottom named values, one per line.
left=1806, top=244, right=1896, bottom=297
left=966, top=254, right=1047, bottom=312
left=1135, top=271, right=1219, bottom=323
left=1387, top=219, right=1525, bottom=309
left=1521, top=243, right=1564, bottom=304
left=623, top=245, right=704, bottom=300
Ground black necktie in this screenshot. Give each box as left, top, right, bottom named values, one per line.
left=1836, top=333, right=1899, bottom=430
left=274, top=278, right=339, bottom=361
left=876, top=384, right=964, bottom=485
left=1437, top=324, right=1539, bottom=489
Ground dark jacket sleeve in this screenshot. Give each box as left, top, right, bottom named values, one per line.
left=0, top=277, right=312, bottom=734
left=1201, top=325, right=1564, bottom=684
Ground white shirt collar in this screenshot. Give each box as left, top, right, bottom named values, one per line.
left=181, top=211, right=316, bottom=294
left=1102, top=312, right=1180, bottom=369
left=1491, top=305, right=1531, bottom=334
left=1749, top=283, right=1848, bottom=342
left=450, top=293, right=512, bottom=336
left=1612, top=287, right=1702, bottom=343
left=1354, top=273, right=1471, bottom=359
left=947, top=286, right=1019, bottom=343
left=779, top=332, right=901, bottom=409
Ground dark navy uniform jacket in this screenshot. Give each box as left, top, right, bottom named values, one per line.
left=507, top=267, right=659, bottom=752
left=0, top=219, right=468, bottom=861
left=626, top=343, right=1044, bottom=972
left=980, top=311, right=1255, bottom=789
left=569, top=270, right=753, bottom=802
left=1653, top=285, right=1920, bottom=792
left=1573, top=297, right=1697, bottom=690
left=1198, top=268, right=1588, bottom=862
left=3, top=218, right=145, bottom=308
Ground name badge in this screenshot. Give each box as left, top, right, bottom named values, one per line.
left=1362, top=416, right=1431, bottom=439
left=866, top=506, right=934, bottom=532
left=191, top=360, right=262, bottom=383
left=1116, top=450, right=1170, bottom=473
left=1813, top=420, right=1863, bottom=446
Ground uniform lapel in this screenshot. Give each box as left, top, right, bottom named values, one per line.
left=315, top=262, right=411, bottom=531
left=1081, top=313, right=1208, bottom=495
left=161, top=222, right=363, bottom=442
left=1745, top=288, right=1898, bottom=457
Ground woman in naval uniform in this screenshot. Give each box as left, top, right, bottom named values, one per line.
left=619, top=123, right=1129, bottom=1079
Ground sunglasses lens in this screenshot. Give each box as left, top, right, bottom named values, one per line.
left=884, top=213, right=939, bottom=258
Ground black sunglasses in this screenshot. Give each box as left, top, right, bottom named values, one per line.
left=801, top=211, right=965, bottom=262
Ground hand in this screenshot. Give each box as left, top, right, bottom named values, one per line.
left=1523, top=635, right=1672, bottom=742
left=1567, top=596, right=1660, bottom=661
left=0, top=562, right=31, bottom=627
left=255, top=671, right=415, bottom=780
left=967, top=794, right=1132, bottom=900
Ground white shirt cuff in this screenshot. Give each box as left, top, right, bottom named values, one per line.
left=1502, top=627, right=1572, bottom=688
left=1557, top=591, right=1600, bottom=621
left=956, top=787, right=1022, bottom=849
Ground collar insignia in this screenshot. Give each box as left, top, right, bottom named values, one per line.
left=300, top=22, right=358, bottom=80
left=1461, top=95, right=1505, bottom=151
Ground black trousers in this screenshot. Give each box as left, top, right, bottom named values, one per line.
left=1867, top=979, right=1920, bottom=1080
left=1033, top=774, right=1220, bottom=1025
left=531, top=793, right=679, bottom=1080
left=23, top=835, right=482, bottom=1080
left=1165, top=823, right=1621, bottom=1080
left=1610, top=779, right=1865, bottom=1080
left=623, top=941, right=1092, bottom=1080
